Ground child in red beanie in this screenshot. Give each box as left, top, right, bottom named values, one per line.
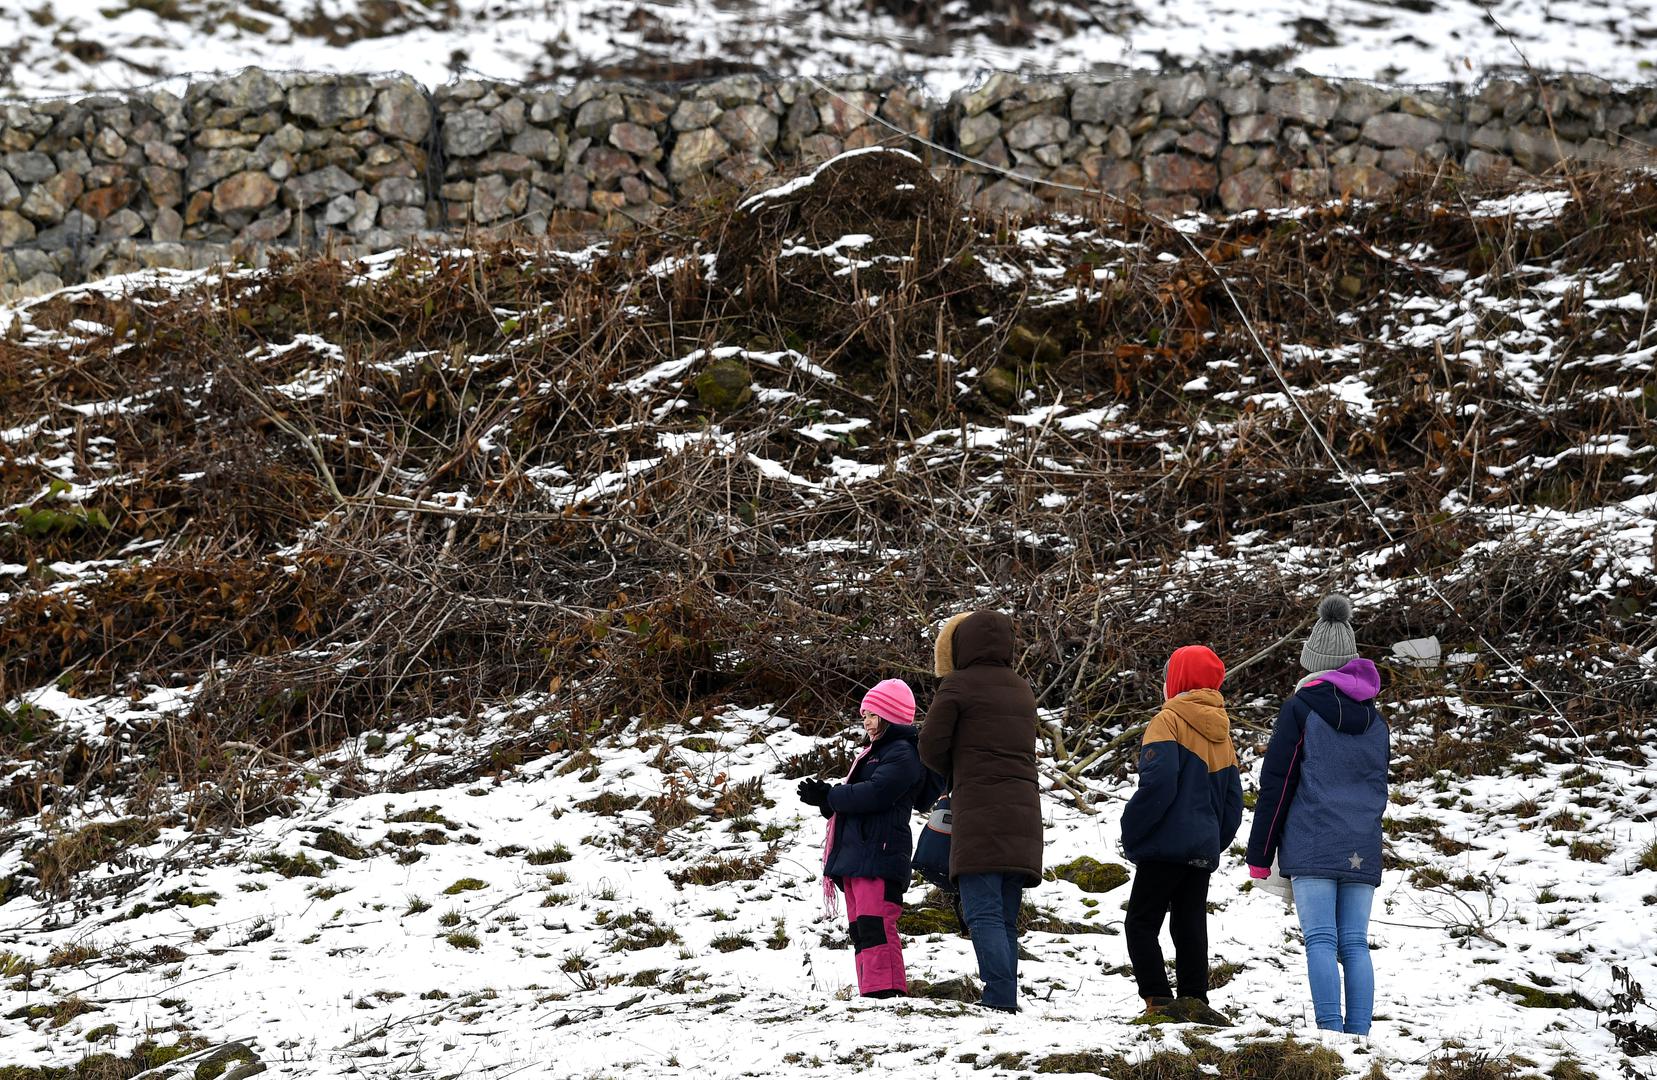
left=797, top=679, right=929, bottom=998
left=1118, top=646, right=1243, bottom=1013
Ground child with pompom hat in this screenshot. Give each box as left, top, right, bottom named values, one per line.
left=1246, top=594, right=1389, bottom=1036
left=797, top=679, right=936, bottom=998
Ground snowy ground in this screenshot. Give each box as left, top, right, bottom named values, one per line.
left=1, top=706, right=1654, bottom=1078
left=1, top=0, right=1655, bottom=100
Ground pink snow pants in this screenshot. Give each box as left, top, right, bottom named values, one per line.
left=843, top=877, right=907, bottom=996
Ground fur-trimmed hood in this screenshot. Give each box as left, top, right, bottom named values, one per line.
left=933, top=610, right=1015, bottom=677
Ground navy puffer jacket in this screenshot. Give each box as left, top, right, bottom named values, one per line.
left=1245, top=660, right=1389, bottom=886
left=1120, top=688, right=1244, bottom=871
left=824, top=724, right=926, bottom=885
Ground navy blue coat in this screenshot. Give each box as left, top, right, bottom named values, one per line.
left=824, top=724, right=926, bottom=885
left=1120, top=689, right=1244, bottom=871
left=1245, top=662, right=1389, bottom=886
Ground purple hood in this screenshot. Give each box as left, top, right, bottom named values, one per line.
left=1308, top=658, right=1381, bottom=702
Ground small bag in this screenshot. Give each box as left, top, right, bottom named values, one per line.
left=912, top=794, right=953, bottom=892
left=1258, top=855, right=1294, bottom=908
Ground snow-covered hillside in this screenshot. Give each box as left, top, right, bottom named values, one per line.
left=2, top=0, right=1656, bottom=99
left=2, top=150, right=1656, bottom=1078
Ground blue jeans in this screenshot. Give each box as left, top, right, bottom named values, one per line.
left=957, top=873, right=1024, bottom=1010
left=1293, top=877, right=1375, bottom=1035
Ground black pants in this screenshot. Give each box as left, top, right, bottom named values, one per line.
left=1124, top=861, right=1211, bottom=1001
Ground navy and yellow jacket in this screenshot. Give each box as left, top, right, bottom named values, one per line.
left=1120, top=689, right=1244, bottom=870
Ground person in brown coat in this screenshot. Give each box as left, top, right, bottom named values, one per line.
left=918, top=610, right=1043, bottom=1012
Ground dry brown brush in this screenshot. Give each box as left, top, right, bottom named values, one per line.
left=1, top=156, right=1653, bottom=894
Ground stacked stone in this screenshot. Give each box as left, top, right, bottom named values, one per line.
left=434, top=79, right=558, bottom=235
left=4, top=67, right=1657, bottom=296
left=1, top=89, right=190, bottom=295
left=952, top=73, right=1060, bottom=213
left=1466, top=74, right=1656, bottom=175
left=956, top=70, right=1229, bottom=214
left=668, top=75, right=791, bottom=196
left=773, top=75, right=926, bottom=165
left=1082, top=70, right=1215, bottom=213
left=954, top=69, right=1656, bottom=216
left=1212, top=72, right=1421, bottom=211
left=180, top=70, right=435, bottom=251
left=425, top=74, right=926, bottom=235
left=558, top=79, right=675, bottom=227
left=432, top=78, right=687, bottom=234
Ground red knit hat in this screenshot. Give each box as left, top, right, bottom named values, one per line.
left=1164, top=645, right=1225, bottom=701
left=860, top=679, right=916, bottom=725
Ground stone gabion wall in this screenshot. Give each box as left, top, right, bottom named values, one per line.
left=1, top=69, right=440, bottom=295
left=3, top=67, right=1654, bottom=296
left=429, top=74, right=932, bottom=232
left=951, top=69, right=1654, bottom=216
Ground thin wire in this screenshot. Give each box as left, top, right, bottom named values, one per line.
left=799, top=74, right=1656, bottom=792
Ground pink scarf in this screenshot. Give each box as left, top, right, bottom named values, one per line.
left=820, top=739, right=876, bottom=917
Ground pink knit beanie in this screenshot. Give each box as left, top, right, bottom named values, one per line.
left=860, top=679, right=916, bottom=725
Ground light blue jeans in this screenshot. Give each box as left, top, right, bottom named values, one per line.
left=1293, top=876, right=1375, bottom=1035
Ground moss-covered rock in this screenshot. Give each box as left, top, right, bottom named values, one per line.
left=1483, top=979, right=1594, bottom=1010
left=909, top=975, right=978, bottom=1002
left=898, top=906, right=960, bottom=936
left=1035, top=1050, right=1115, bottom=1074
left=693, top=359, right=753, bottom=412
left=442, top=877, right=488, bottom=895
left=1052, top=856, right=1129, bottom=894
left=308, top=828, right=367, bottom=860
left=1003, top=324, right=1062, bottom=365
left=1132, top=996, right=1232, bottom=1026
left=137, top=1039, right=199, bottom=1069
left=980, top=366, right=1020, bottom=406
left=193, top=1042, right=258, bottom=1080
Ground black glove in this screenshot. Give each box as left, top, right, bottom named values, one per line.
left=797, top=779, right=832, bottom=813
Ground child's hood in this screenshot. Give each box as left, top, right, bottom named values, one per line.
left=1319, top=658, right=1381, bottom=702
left=1163, top=688, right=1230, bottom=744
left=879, top=723, right=920, bottom=746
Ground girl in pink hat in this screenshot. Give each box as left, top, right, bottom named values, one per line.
left=797, top=678, right=933, bottom=998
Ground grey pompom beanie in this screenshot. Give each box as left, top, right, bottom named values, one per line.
left=1300, top=594, right=1358, bottom=673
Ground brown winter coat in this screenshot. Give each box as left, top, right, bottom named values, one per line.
left=918, top=610, right=1043, bottom=886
